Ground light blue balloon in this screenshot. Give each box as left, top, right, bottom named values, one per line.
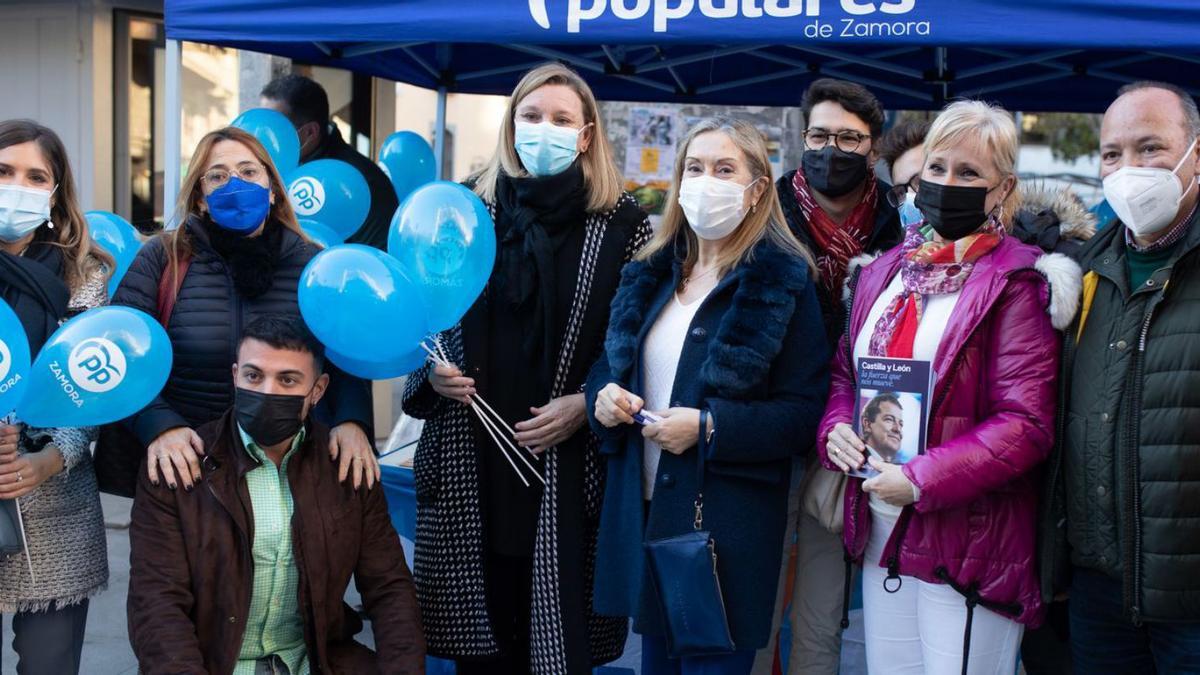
left=327, top=346, right=427, bottom=380
left=388, top=181, right=497, bottom=333
left=16, top=306, right=172, bottom=428
left=85, top=211, right=142, bottom=297
left=0, top=301, right=31, bottom=415
left=231, top=108, right=301, bottom=175
left=378, top=131, right=437, bottom=203
left=286, top=159, right=371, bottom=240
left=298, top=219, right=344, bottom=250
left=298, top=245, right=427, bottom=362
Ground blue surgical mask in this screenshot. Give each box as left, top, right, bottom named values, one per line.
left=205, top=177, right=271, bottom=235
left=0, top=184, right=54, bottom=243
left=514, top=121, right=583, bottom=177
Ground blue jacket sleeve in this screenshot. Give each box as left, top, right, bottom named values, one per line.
left=703, top=281, right=830, bottom=464
left=584, top=348, right=628, bottom=446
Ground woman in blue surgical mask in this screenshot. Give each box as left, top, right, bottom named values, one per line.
left=402, top=62, right=651, bottom=674
left=0, top=119, right=114, bottom=674
left=99, top=127, right=378, bottom=500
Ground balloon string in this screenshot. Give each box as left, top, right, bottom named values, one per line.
left=418, top=340, right=544, bottom=486
left=14, top=498, right=33, bottom=584
left=431, top=336, right=538, bottom=459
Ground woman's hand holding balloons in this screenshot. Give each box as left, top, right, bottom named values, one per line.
left=0, top=425, right=63, bottom=499
left=329, top=423, right=380, bottom=491
left=514, top=394, right=587, bottom=454
left=430, top=364, right=475, bottom=405
left=147, top=426, right=204, bottom=491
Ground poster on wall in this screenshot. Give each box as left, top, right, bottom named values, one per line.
left=624, top=107, right=680, bottom=221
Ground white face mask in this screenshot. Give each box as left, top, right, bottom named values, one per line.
left=0, top=184, right=54, bottom=243
left=1103, top=138, right=1198, bottom=238
left=678, top=175, right=755, bottom=241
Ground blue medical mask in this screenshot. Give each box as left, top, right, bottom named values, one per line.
left=205, top=177, right=271, bottom=235
left=514, top=121, right=584, bottom=177
left=0, top=184, right=54, bottom=243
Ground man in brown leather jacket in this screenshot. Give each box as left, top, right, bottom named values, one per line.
left=128, top=315, right=425, bottom=674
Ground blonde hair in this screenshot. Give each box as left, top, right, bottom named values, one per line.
left=162, top=127, right=305, bottom=289
left=924, top=100, right=1021, bottom=228
left=639, top=116, right=816, bottom=277
left=472, top=63, right=623, bottom=212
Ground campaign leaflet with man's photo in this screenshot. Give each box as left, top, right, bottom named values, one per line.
left=849, top=357, right=934, bottom=479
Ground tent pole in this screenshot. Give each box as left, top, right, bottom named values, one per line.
left=164, top=38, right=183, bottom=229
left=433, top=85, right=448, bottom=180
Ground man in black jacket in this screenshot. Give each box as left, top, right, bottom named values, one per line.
left=1043, top=80, right=1200, bottom=672
left=261, top=74, right=399, bottom=250
left=760, top=78, right=903, bottom=675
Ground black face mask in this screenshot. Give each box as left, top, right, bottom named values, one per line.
left=801, top=145, right=870, bottom=198
left=914, top=179, right=1004, bottom=240
left=235, top=386, right=308, bottom=447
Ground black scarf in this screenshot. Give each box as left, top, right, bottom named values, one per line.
left=493, top=163, right=589, bottom=389
left=0, top=237, right=69, bottom=356
left=195, top=214, right=284, bottom=299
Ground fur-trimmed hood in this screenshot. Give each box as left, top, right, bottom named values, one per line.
left=605, top=237, right=811, bottom=399
left=1013, top=184, right=1097, bottom=249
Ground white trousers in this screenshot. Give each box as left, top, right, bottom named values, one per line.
left=861, top=508, right=1022, bottom=675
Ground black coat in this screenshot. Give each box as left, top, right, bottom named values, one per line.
left=776, top=170, right=902, bottom=342
left=111, top=220, right=372, bottom=447
left=310, top=126, right=399, bottom=251
left=403, top=192, right=650, bottom=673
left=584, top=236, right=830, bottom=649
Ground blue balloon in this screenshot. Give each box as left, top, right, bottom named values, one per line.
left=298, top=245, right=428, bottom=362
left=231, top=108, right=301, bottom=175
left=327, top=346, right=427, bottom=380
left=378, top=131, right=437, bottom=204
left=298, top=219, right=344, bottom=250
left=16, top=306, right=172, bottom=428
left=286, top=159, right=371, bottom=240
left=0, top=301, right=31, bottom=415
left=388, top=181, right=497, bottom=333
left=85, top=211, right=142, bottom=297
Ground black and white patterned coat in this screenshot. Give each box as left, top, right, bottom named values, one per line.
left=403, top=193, right=651, bottom=674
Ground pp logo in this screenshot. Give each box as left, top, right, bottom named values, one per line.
left=68, top=338, right=127, bottom=393
left=0, top=339, right=10, bottom=383
left=422, top=220, right=468, bottom=278
left=289, top=177, right=325, bottom=217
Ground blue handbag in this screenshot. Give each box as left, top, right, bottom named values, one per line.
left=643, top=409, right=736, bottom=657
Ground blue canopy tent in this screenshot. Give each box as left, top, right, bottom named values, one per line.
left=163, top=0, right=1200, bottom=213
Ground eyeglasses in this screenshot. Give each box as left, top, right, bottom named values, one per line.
left=803, top=128, right=870, bottom=153
left=886, top=174, right=921, bottom=209
left=202, top=163, right=266, bottom=189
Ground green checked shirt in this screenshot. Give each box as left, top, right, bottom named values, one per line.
left=233, top=425, right=310, bottom=675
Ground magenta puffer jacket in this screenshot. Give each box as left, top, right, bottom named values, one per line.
left=817, top=236, right=1059, bottom=627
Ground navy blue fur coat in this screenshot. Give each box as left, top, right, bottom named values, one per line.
left=584, top=235, right=830, bottom=650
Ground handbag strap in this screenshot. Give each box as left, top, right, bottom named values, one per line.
left=694, top=409, right=710, bottom=530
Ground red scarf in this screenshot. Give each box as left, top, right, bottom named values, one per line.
left=792, top=169, right=878, bottom=299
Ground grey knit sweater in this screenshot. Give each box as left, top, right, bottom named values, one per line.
left=0, top=263, right=109, bottom=613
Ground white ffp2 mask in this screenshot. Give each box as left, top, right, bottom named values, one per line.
left=1103, top=138, right=1198, bottom=238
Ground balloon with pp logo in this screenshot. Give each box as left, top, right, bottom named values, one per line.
left=16, top=307, right=171, bottom=427
left=298, top=245, right=427, bottom=362
left=85, top=211, right=142, bottom=296
left=231, top=108, right=301, bottom=175
left=286, top=160, right=371, bottom=240
left=388, top=181, right=497, bottom=333
left=378, top=131, right=437, bottom=203
left=0, top=301, right=31, bottom=415
left=298, top=219, right=343, bottom=250
left=327, top=346, right=427, bottom=380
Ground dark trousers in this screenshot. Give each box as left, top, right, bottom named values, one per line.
left=457, top=552, right=535, bottom=675
left=640, top=633, right=756, bottom=675
left=1070, top=566, right=1200, bottom=674
left=3, top=599, right=90, bottom=675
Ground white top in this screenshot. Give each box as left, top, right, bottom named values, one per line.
left=641, top=292, right=708, bottom=499
left=853, top=272, right=961, bottom=518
